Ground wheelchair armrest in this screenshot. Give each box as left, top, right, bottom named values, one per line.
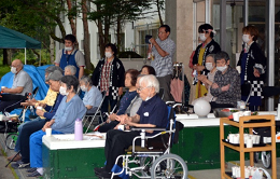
left=131, top=129, right=172, bottom=152
left=131, top=127, right=166, bottom=131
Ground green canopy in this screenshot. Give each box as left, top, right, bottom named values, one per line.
left=0, top=25, right=41, bottom=49
left=0, top=25, right=42, bottom=65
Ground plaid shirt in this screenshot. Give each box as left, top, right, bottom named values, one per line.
left=100, top=60, right=112, bottom=96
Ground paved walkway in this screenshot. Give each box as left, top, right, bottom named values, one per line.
left=0, top=134, right=37, bottom=179
left=1, top=133, right=279, bottom=179
left=0, top=133, right=15, bottom=179
left=0, top=148, right=15, bottom=179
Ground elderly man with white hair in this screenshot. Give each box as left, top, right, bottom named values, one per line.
left=0, top=59, right=33, bottom=113
left=95, top=74, right=168, bottom=178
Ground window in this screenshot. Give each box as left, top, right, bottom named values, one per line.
left=134, top=23, right=160, bottom=57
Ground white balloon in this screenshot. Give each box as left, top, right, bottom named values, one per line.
left=194, top=99, right=211, bottom=117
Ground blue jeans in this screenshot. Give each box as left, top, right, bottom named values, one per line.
left=30, top=130, right=63, bottom=168
left=14, top=117, right=42, bottom=152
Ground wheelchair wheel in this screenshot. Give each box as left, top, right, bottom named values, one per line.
left=261, top=151, right=271, bottom=169
left=151, top=154, right=188, bottom=179
left=5, top=134, right=18, bottom=150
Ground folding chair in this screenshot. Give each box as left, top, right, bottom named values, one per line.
left=83, top=91, right=106, bottom=133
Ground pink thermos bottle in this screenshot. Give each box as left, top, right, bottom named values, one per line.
left=74, top=118, right=83, bottom=140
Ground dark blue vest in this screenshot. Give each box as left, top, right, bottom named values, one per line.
left=59, top=49, right=79, bottom=78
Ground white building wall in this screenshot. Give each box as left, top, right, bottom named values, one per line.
left=124, top=23, right=135, bottom=51
left=55, top=1, right=162, bottom=67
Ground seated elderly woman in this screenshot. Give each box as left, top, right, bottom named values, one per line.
left=95, top=75, right=168, bottom=178
left=21, top=66, right=63, bottom=108
left=98, top=69, right=140, bottom=132
left=9, top=70, right=64, bottom=164
left=26, top=75, right=86, bottom=177
left=80, top=75, right=102, bottom=113
left=210, top=51, right=241, bottom=108
left=64, top=65, right=77, bottom=76
left=192, top=54, right=217, bottom=104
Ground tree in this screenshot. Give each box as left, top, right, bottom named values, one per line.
left=155, top=0, right=165, bottom=26
left=88, top=0, right=152, bottom=57
left=81, top=0, right=92, bottom=70
left=66, top=0, right=77, bottom=37
left=0, top=0, right=79, bottom=65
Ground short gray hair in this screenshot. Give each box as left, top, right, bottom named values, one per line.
left=46, top=70, right=63, bottom=81
left=139, top=75, right=159, bottom=93
left=45, top=66, right=63, bottom=74
left=206, top=54, right=215, bottom=60
left=65, top=65, right=77, bottom=75
left=80, top=75, right=93, bottom=86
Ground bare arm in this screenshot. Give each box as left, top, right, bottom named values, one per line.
left=125, top=119, right=156, bottom=134
left=79, top=66, right=84, bottom=79
left=85, top=105, right=93, bottom=110
left=149, top=38, right=169, bottom=57
left=116, top=114, right=140, bottom=124
left=2, top=86, right=24, bottom=94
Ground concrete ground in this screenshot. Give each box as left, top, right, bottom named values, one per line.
left=0, top=147, right=15, bottom=179
left=1, top=132, right=279, bottom=179
left=188, top=158, right=280, bottom=179
left=0, top=133, right=37, bottom=179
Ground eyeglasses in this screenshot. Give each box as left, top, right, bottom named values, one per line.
left=137, top=86, right=150, bottom=92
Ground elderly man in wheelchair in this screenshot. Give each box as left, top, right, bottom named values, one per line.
left=95, top=75, right=188, bottom=179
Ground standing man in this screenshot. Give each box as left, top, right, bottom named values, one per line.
left=55, top=34, right=85, bottom=79
left=149, top=25, right=176, bottom=101
left=0, top=59, right=33, bottom=113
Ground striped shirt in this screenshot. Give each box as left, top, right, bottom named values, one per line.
left=151, top=38, right=176, bottom=77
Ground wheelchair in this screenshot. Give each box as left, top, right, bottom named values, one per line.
left=110, top=103, right=188, bottom=179
left=3, top=87, right=39, bottom=151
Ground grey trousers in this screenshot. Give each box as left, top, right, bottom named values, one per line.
left=157, top=74, right=173, bottom=102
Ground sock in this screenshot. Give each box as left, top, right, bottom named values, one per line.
left=37, top=167, right=43, bottom=175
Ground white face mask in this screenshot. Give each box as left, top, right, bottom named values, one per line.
left=216, top=65, right=227, bottom=72
left=11, top=67, right=17, bottom=74
left=205, top=63, right=213, bottom=71
left=105, top=52, right=113, bottom=58
left=199, top=33, right=207, bottom=42
left=65, top=46, right=73, bottom=51
left=242, top=34, right=251, bottom=43
left=59, top=86, right=69, bottom=96
left=80, top=85, right=87, bottom=92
